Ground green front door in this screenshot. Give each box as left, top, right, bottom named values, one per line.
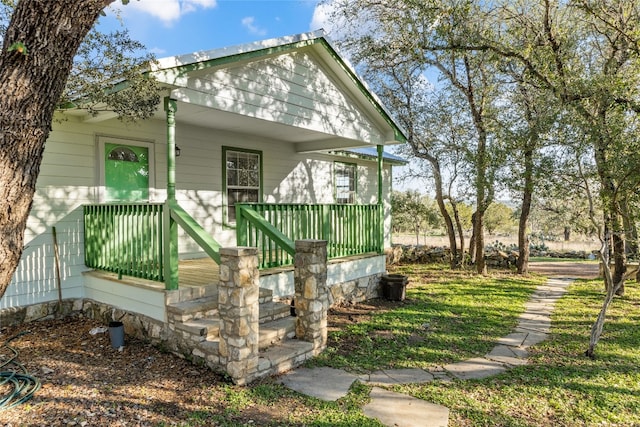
left=104, top=143, right=149, bottom=202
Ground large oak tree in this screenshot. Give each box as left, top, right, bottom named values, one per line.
left=0, top=0, right=115, bottom=299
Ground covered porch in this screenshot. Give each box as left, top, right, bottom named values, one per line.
left=74, top=31, right=407, bottom=383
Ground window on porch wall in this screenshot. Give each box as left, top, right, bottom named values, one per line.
left=223, top=147, right=262, bottom=223
left=334, top=161, right=356, bottom=204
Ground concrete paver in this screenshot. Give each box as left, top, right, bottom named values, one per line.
left=496, top=331, right=528, bottom=347
left=443, top=357, right=508, bottom=380
left=486, top=345, right=529, bottom=366
left=363, top=368, right=435, bottom=385
left=363, top=387, right=449, bottom=427
left=278, top=367, right=358, bottom=401
left=518, top=329, right=549, bottom=348
left=516, top=319, right=551, bottom=333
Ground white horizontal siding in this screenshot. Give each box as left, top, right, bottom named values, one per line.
left=180, top=50, right=385, bottom=144
left=258, top=255, right=386, bottom=298
left=7, top=116, right=168, bottom=309
left=83, top=274, right=166, bottom=322
left=2, top=221, right=86, bottom=309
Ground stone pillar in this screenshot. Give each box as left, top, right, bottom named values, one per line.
left=218, top=247, right=260, bottom=385
left=294, top=239, right=328, bottom=353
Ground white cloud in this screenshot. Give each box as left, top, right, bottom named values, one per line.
left=310, top=1, right=376, bottom=42
left=149, top=47, right=168, bottom=56
left=241, top=16, right=267, bottom=36
left=310, top=1, right=353, bottom=40
left=119, top=0, right=217, bottom=26
left=310, top=2, right=333, bottom=33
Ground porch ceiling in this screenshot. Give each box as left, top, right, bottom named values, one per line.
left=169, top=100, right=396, bottom=153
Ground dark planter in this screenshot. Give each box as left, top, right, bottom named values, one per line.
left=108, top=321, right=125, bottom=348
left=381, top=274, right=408, bottom=301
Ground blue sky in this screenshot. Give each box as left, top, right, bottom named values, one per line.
left=99, top=0, right=328, bottom=58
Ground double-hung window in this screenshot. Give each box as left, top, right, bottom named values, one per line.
left=334, top=162, right=356, bottom=204
left=223, top=147, right=262, bottom=223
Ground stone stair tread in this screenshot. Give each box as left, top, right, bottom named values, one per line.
left=259, top=317, right=296, bottom=350
left=258, top=339, right=314, bottom=375
left=259, top=301, right=291, bottom=323
left=175, top=317, right=221, bottom=336
left=259, top=287, right=273, bottom=303
left=167, top=295, right=218, bottom=315
left=195, top=338, right=220, bottom=355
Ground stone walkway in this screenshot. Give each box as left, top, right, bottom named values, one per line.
left=279, top=278, right=572, bottom=427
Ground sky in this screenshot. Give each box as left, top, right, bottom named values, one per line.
left=99, top=0, right=330, bottom=59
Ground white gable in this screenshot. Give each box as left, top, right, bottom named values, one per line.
left=169, top=49, right=387, bottom=145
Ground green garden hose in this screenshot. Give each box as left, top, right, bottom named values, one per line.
left=0, top=331, right=41, bottom=410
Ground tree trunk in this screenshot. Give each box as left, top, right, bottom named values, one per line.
left=431, top=159, right=459, bottom=268
left=416, top=151, right=459, bottom=268
left=468, top=74, right=489, bottom=275
left=594, top=133, right=626, bottom=296
left=451, top=200, right=465, bottom=265
left=468, top=211, right=477, bottom=265
left=0, top=0, right=111, bottom=299
left=586, top=240, right=623, bottom=358
left=564, top=227, right=571, bottom=241
left=517, top=146, right=533, bottom=274
left=611, top=215, right=626, bottom=296
left=621, top=198, right=638, bottom=257
left=474, top=208, right=487, bottom=274
left=474, top=128, right=488, bottom=275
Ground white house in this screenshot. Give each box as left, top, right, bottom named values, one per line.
left=1, top=31, right=407, bottom=381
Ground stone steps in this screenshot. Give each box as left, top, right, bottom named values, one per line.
left=259, top=301, right=291, bottom=324
left=257, top=339, right=315, bottom=377
left=259, top=316, right=296, bottom=350
left=167, top=287, right=292, bottom=347
left=168, top=284, right=309, bottom=382
left=166, top=295, right=219, bottom=323
left=175, top=317, right=221, bottom=341
left=258, top=287, right=274, bottom=303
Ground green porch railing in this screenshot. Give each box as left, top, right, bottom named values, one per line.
left=236, top=203, right=382, bottom=269
left=84, top=202, right=222, bottom=286
left=84, top=203, right=164, bottom=281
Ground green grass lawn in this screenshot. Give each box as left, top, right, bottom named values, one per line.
left=310, top=264, right=544, bottom=372
left=391, top=276, right=640, bottom=426
left=195, top=264, right=640, bottom=426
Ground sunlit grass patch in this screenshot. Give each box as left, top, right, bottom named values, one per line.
left=311, top=264, right=544, bottom=371
left=393, top=279, right=640, bottom=426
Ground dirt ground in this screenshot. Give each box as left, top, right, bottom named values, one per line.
left=0, top=314, right=234, bottom=426
left=528, top=261, right=600, bottom=279
left=0, top=261, right=600, bottom=426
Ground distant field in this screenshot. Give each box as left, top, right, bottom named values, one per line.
left=392, top=233, right=600, bottom=252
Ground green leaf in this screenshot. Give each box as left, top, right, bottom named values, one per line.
left=8, top=41, right=27, bottom=55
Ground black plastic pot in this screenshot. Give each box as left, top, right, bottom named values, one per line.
left=381, top=274, right=408, bottom=301
left=109, top=321, right=125, bottom=348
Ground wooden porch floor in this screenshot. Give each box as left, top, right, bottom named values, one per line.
left=178, top=257, right=220, bottom=287
left=85, top=258, right=221, bottom=292
left=88, top=253, right=375, bottom=292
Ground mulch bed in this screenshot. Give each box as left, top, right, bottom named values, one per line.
left=0, top=301, right=394, bottom=426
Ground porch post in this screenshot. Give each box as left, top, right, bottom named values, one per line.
left=164, top=97, right=179, bottom=290
left=218, top=247, right=260, bottom=385
left=377, top=145, right=384, bottom=252
left=294, top=239, right=329, bottom=354
left=165, top=97, right=178, bottom=202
